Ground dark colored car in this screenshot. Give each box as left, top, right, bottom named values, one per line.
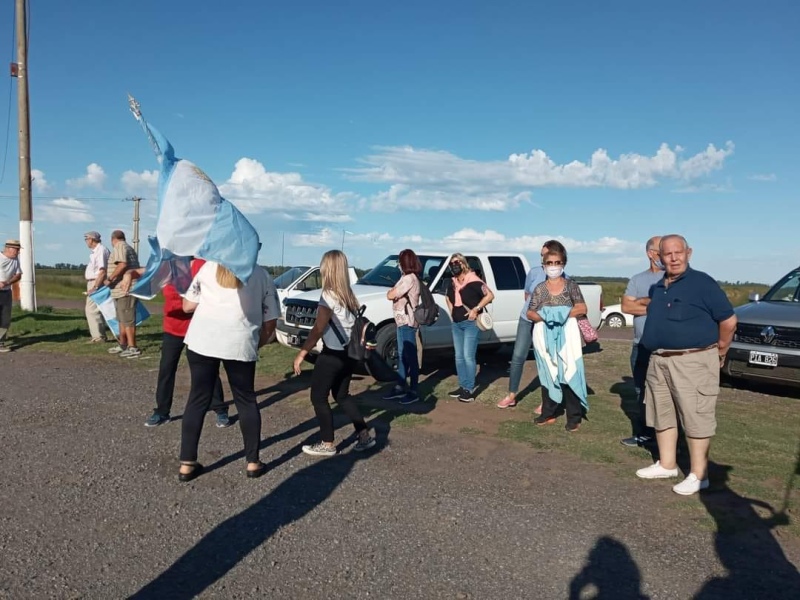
left=724, top=267, right=800, bottom=387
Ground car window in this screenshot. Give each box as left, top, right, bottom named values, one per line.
left=488, top=256, right=526, bottom=290
left=764, top=270, right=800, bottom=303
left=433, top=256, right=485, bottom=294
left=296, top=270, right=321, bottom=292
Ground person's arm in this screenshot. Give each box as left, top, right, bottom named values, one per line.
left=181, top=274, right=202, bottom=313
left=259, top=275, right=281, bottom=347
left=387, top=275, right=412, bottom=301
left=182, top=298, right=198, bottom=313
left=467, top=285, right=494, bottom=321
left=2, top=269, right=21, bottom=287
left=526, top=285, right=545, bottom=322
left=105, top=250, right=128, bottom=286
left=621, top=295, right=649, bottom=316
left=119, top=267, right=145, bottom=294
left=293, top=305, right=333, bottom=375
left=717, top=314, right=738, bottom=367
left=567, top=281, right=587, bottom=318
left=259, top=320, right=277, bottom=347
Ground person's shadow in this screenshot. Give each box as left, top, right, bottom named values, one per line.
left=694, top=452, right=800, bottom=599
left=569, top=536, right=650, bottom=599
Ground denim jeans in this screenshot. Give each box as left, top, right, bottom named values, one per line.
left=631, top=343, right=655, bottom=437
left=508, top=318, right=534, bottom=393
left=452, top=319, right=479, bottom=392
left=395, top=325, right=419, bottom=391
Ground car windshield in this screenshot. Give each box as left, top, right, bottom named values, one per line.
left=763, top=269, right=800, bottom=303
left=357, top=255, right=447, bottom=288
left=273, top=266, right=311, bottom=288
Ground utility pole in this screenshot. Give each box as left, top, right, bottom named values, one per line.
left=124, top=197, right=141, bottom=257
left=13, top=0, right=35, bottom=311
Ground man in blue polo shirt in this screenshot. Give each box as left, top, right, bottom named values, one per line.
left=636, top=234, right=737, bottom=495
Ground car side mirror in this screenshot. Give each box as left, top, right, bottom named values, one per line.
left=748, top=292, right=760, bottom=302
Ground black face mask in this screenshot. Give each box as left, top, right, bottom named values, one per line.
left=450, top=263, right=463, bottom=276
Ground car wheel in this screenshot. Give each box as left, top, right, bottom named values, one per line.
left=606, top=313, right=625, bottom=328
left=364, top=324, right=399, bottom=382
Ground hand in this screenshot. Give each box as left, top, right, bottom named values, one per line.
left=293, top=352, right=305, bottom=376
left=719, top=353, right=727, bottom=369
left=467, top=308, right=478, bottom=321
left=0, top=281, right=5, bottom=290
left=120, top=279, right=132, bottom=294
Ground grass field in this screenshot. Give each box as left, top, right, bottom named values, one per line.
left=7, top=305, right=799, bottom=540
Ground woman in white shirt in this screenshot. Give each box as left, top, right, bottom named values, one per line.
left=178, top=262, right=280, bottom=481
left=292, top=250, right=376, bottom=457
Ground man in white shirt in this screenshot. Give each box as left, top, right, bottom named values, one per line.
left=0, top=239, right=22, bottom=352
left=83, top=231, right=111, bottom=342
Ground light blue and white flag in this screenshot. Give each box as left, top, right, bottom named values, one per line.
left=89, top=286, right=151, bottom=339
left=127, top=95, right=261, bottom=299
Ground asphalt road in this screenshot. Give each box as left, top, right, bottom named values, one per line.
left=1, top=351, right=798, bottom=599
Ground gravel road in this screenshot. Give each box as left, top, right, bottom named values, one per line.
left=1, top=351, right=798, bottom=599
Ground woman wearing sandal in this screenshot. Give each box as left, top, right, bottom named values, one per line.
left=498, top=240, right=567, bottom=412
left=292, top=250, right=376, bottom=457
left=177, top=261, right=280, bottom=481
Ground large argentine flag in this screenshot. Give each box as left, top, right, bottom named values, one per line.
left=89, top=287, right=151, bottom=339
left=128, top=97, right=260, bottom=298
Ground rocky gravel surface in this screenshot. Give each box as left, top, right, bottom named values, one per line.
left=1, top=352, right=798, bottom=599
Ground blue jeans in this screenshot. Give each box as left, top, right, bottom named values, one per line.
left=395, top=325, right=419, bottom=391
left=631, top=343, right=654, bottom=437
left=452, top=320, right=479, bottom=392
left=508, top=318, right=534, bottom=393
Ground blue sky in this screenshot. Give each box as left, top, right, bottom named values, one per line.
left=0, top=0, right=797, bottom=284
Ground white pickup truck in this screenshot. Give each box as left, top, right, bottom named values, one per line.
left=276, top=251, right=603, bottom=370
left=273, top=265, right=358, bottom=318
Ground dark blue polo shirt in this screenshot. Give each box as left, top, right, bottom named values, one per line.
left=640, top=267, right=734, bottom=351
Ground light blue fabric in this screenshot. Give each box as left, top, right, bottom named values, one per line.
left=533, top=306, right=588, bottom=408
left=129, top=237, right=193, bottom=300
left=89, top=286, right=151, bottom=339
left=129, top=109, right=261, bottom=298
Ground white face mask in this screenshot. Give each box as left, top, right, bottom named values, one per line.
left=545, top=266, right=563, bottom=279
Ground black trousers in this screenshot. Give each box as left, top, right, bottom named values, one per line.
left=540, top=384, right=583, bottom=426
left=310, top=347, right=368, bottom=443
left=180, top=349, right=261, bottom=464
left=155, top=332, right=226, bottom=417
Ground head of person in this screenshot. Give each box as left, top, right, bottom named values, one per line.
left=84, top=231, right=101, bottom=249
left=541, top=240, right=567, bottom=265
left=398, top=249, right=422, bottom=276
left=646, top=236, right=663, bottom=270
left=543, top=246, right=568, bottom=279
left=320, top=249, right=360, bottom=313
left=449, top=253, right=471, bottom=277
left=110, top=229, right=126, bottom=247
left=659, top=234, right=692, bottom=278
left=215, top=264, right=242, bottom=289
left=3, top=239, right=20, bottom=258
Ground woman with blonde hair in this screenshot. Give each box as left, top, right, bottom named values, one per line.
left=293, top=250, right=376, bottom=456
left=445, top=253, right=494, bottom=403
left=177, top=261, right=280, bottom=481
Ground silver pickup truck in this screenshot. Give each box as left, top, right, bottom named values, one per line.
left=276, top=251, right=603, bottom=370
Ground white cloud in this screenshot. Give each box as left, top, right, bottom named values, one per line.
left=67, top=163, right=107, bottom=189
left=37, top=197, right=93, bottom=223
left=218, top=158, right=353, bottom=222
left=31, top=169, right=50, bottom=193
left=748, top=173, right=777, bottom=182
left=121, top=169, right=158, bottom=195
left=346, top=142, right=735, bottom=212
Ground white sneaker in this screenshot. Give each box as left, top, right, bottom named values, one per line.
left=672, top=473, right=709, bottom=496
left=120, top=346, right=141, bottom=358
left=636, top=461, right=679, bottom=479
left=108, top=344, right=125, bottom=354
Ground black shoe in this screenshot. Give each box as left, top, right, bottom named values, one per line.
left=458, top=389, right=475, bottom=403
left=178, top=463, right=203, bottom=482
left=246, top=462, right=267, bottom=479
left=620, top=436, right=640, bottom=447
left=448, top=387, right=464, bottom=398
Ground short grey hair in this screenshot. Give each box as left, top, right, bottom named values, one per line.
left=659, top=234, right=689, bottom=252
left=645, top=236, right=660, bottom=252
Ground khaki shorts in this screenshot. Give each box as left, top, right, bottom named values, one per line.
left=644, top=347, right=719, bottom=438
left=114, top=296, right=137, bottom=327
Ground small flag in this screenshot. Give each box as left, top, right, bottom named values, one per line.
left=89, top=286, right=150, bottom=339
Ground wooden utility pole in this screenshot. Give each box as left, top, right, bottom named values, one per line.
left=124, top=197, right=141, bottom=257
left=14, top=0, right=35, bottom=311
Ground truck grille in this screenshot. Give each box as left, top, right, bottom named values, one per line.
left=285, top=300, right=319, bottom=328
left=735, top=323, right=800, bottom=349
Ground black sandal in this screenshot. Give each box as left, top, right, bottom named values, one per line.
left=246, top=462, right=267, bottom=479
left=178, top=462, right=203, bottom=482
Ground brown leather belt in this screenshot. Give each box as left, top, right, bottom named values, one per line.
left=654, top=344, right=717, bottom=358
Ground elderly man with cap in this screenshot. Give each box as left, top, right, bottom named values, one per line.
left=0, top=239, right=22, bottom=352
left=83, top=231, right=111, bottom=343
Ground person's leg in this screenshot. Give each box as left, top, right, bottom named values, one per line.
left=399, top=325, right=419, bottom=392
left=210, top=376, right=228, bottom=414
left=154, top=332, right=184, bottom=417
left=395, top=325, right=408, bottom=388
left=114, top=299, right=129, bottom=348
left=85, top=287, right=105, bottom=340
left=309, top=351, right=340, bottom=443
left=0, top=292, right=11, bottom=345
left=451, top=321, right=466, bottom=391
left=222, top=359, right=261, bottom=465
left=461, top=321, right=479, bottom=392
left=687, top=437, right=711, bottom=480
left=563, top=385, right=583, bottom=427
left=505, top=318, right=532, bottom=401
left=633, top=345, right=654, bottom=438
left=331, top=357, right=368, bottom=435
left=127, top=300, right=138, bottom=347
left=179, top=350, right=220, bottom=463
left=655, top=427, right=679, bottom=469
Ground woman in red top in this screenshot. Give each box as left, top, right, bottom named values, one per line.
left=144, top=258, right=230, bottom=428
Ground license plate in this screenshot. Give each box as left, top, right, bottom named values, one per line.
left=288, top=334, right=300, bottom=346
left=749, top=351, right=778, bottom=367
